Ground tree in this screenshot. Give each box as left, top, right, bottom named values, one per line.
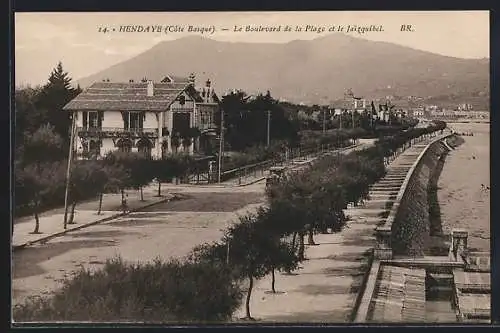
left=15, top=86, right=47, bottom=145
left=35, top=62, right=81, bottom=142
left=151, top=155, right=194, bottom=196
left=96, top=164, right=129, bottom=215
left=15, top=125, right=67, bottom=226
left=67, top=161, right=104, bottom=224
left=103, top=151, right=135, bottom=210
left=17, top=161, right=66, bottom=233
left=252, top=209, right=300, bottom=292
left=266, top=172, right=314, bottom=260
left=191, top=211, right=287, bottom=320
left=20, top=124, right=66, bottom=166
left=227, top=213, right=297, bottom=320
left=103, top=151, right=152, bottom=201
left=268, top=241, right=300, bottom=293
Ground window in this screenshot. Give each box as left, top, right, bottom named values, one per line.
left=124, top=112, right=143, bottom=130
left=200, top=111, right=212, bottom=127
left=89, top=112, right=99, bottom=128
left=82, top=111, right=101, bottom=129
left=130, top=112, right=140, bottom=129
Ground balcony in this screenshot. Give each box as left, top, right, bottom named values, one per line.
left=77, top=127, right=159, bottom=138
left=198, top=122, right=218, bottom=132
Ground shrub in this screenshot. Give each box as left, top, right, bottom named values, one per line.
left=13, top=257, right=243, bottom=323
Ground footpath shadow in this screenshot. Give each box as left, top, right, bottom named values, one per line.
left=142, top=192, right=263, bottom=212
left=263, top=308, right=350, bottom=323
left=69, top=230, right=138, bottom=239
left=13, top=239, right=117, bottom=279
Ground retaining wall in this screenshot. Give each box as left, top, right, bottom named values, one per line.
left=375, top=133, right=461, bottom=259
left=391, top=138, right=451, bottom=257
left=353, top=131, right=462, bottom=322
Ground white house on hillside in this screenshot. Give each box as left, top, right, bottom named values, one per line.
left=63, top=74, right=220, bottom=160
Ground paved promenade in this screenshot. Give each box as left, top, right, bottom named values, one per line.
left=232, top=139, right=437, bottom=322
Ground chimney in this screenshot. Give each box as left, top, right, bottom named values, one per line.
left=188, top=73, right=195, bottom=85
left=147, top=80, right=154, bottom=97
left=205, top=79, right=212, bottom=102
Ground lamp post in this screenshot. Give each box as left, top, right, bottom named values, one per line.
left=63, top=112, right=76, bottom=229
left=218, top=105, right=224, bottom=183
left=322, top=108, right=327, bottom=135
left=266, top=110, right=271, bottom=147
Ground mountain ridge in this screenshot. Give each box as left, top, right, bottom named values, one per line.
left=76, top=34, right=489, bottom=106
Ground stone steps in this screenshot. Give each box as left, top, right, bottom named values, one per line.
left=383, top=176, right=408, bottom=180
left=369, top=191, right=399, bottom=197
left=350, top=208, right=390, bottom=218
left=368, top=192, right=396, bottom=198
left=377, top=181, right=404, bottom=186
left=370, top=186, right=402, bottom=192
left=385, top=170, right=410, bottom=175
left=363, top=200, right=394, bottom=210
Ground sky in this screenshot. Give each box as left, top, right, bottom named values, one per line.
left=14, top=11, right=490, bottom=87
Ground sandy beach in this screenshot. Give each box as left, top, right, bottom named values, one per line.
left=437, top=122, right=490, bottom=251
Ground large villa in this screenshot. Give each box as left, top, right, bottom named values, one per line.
left=63, top=74, right=220, bottom=160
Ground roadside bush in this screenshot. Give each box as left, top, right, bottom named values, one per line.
left=13, top=257, right=243, bottom=323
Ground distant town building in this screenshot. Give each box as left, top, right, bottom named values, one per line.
left=63, top=74, right=220, bottom=160
left=457, top=103, right=473, bottom=111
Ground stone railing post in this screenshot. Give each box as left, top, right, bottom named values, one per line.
left=449, top=229, right=468, bottom=262
left=374, top=226, right=393, bottom=260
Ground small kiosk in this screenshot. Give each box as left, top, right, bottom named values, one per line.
left=266, top=166, right=287, bottom=187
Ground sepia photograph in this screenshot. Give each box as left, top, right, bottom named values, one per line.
left=12, top=10, right=490, bottom=324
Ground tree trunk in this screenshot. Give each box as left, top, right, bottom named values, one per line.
left=140, top=187, right=144, bottom=201
left=121, top=189, right=126, bottom=213
left=97, top=193, right=103, bottom=215
left=271, top=267, right=276, bottom=293
left=298, top=231, right=305, bottom=260
left=68, top=201, right=77, bottom=224
left=291, top=232, right=297, bottom=249
left=157, top=181, right=161, bottom=197
left=307, top=226, right=316, bottom=245
left=32, top=202, right=41, bottom=234
left=245, top=274, right=254, bottom=320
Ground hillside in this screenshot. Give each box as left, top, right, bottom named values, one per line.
left=76, top=34, right=489, bottom=106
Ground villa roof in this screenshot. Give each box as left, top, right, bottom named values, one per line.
left=63, top=78, right=210, bottom=111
